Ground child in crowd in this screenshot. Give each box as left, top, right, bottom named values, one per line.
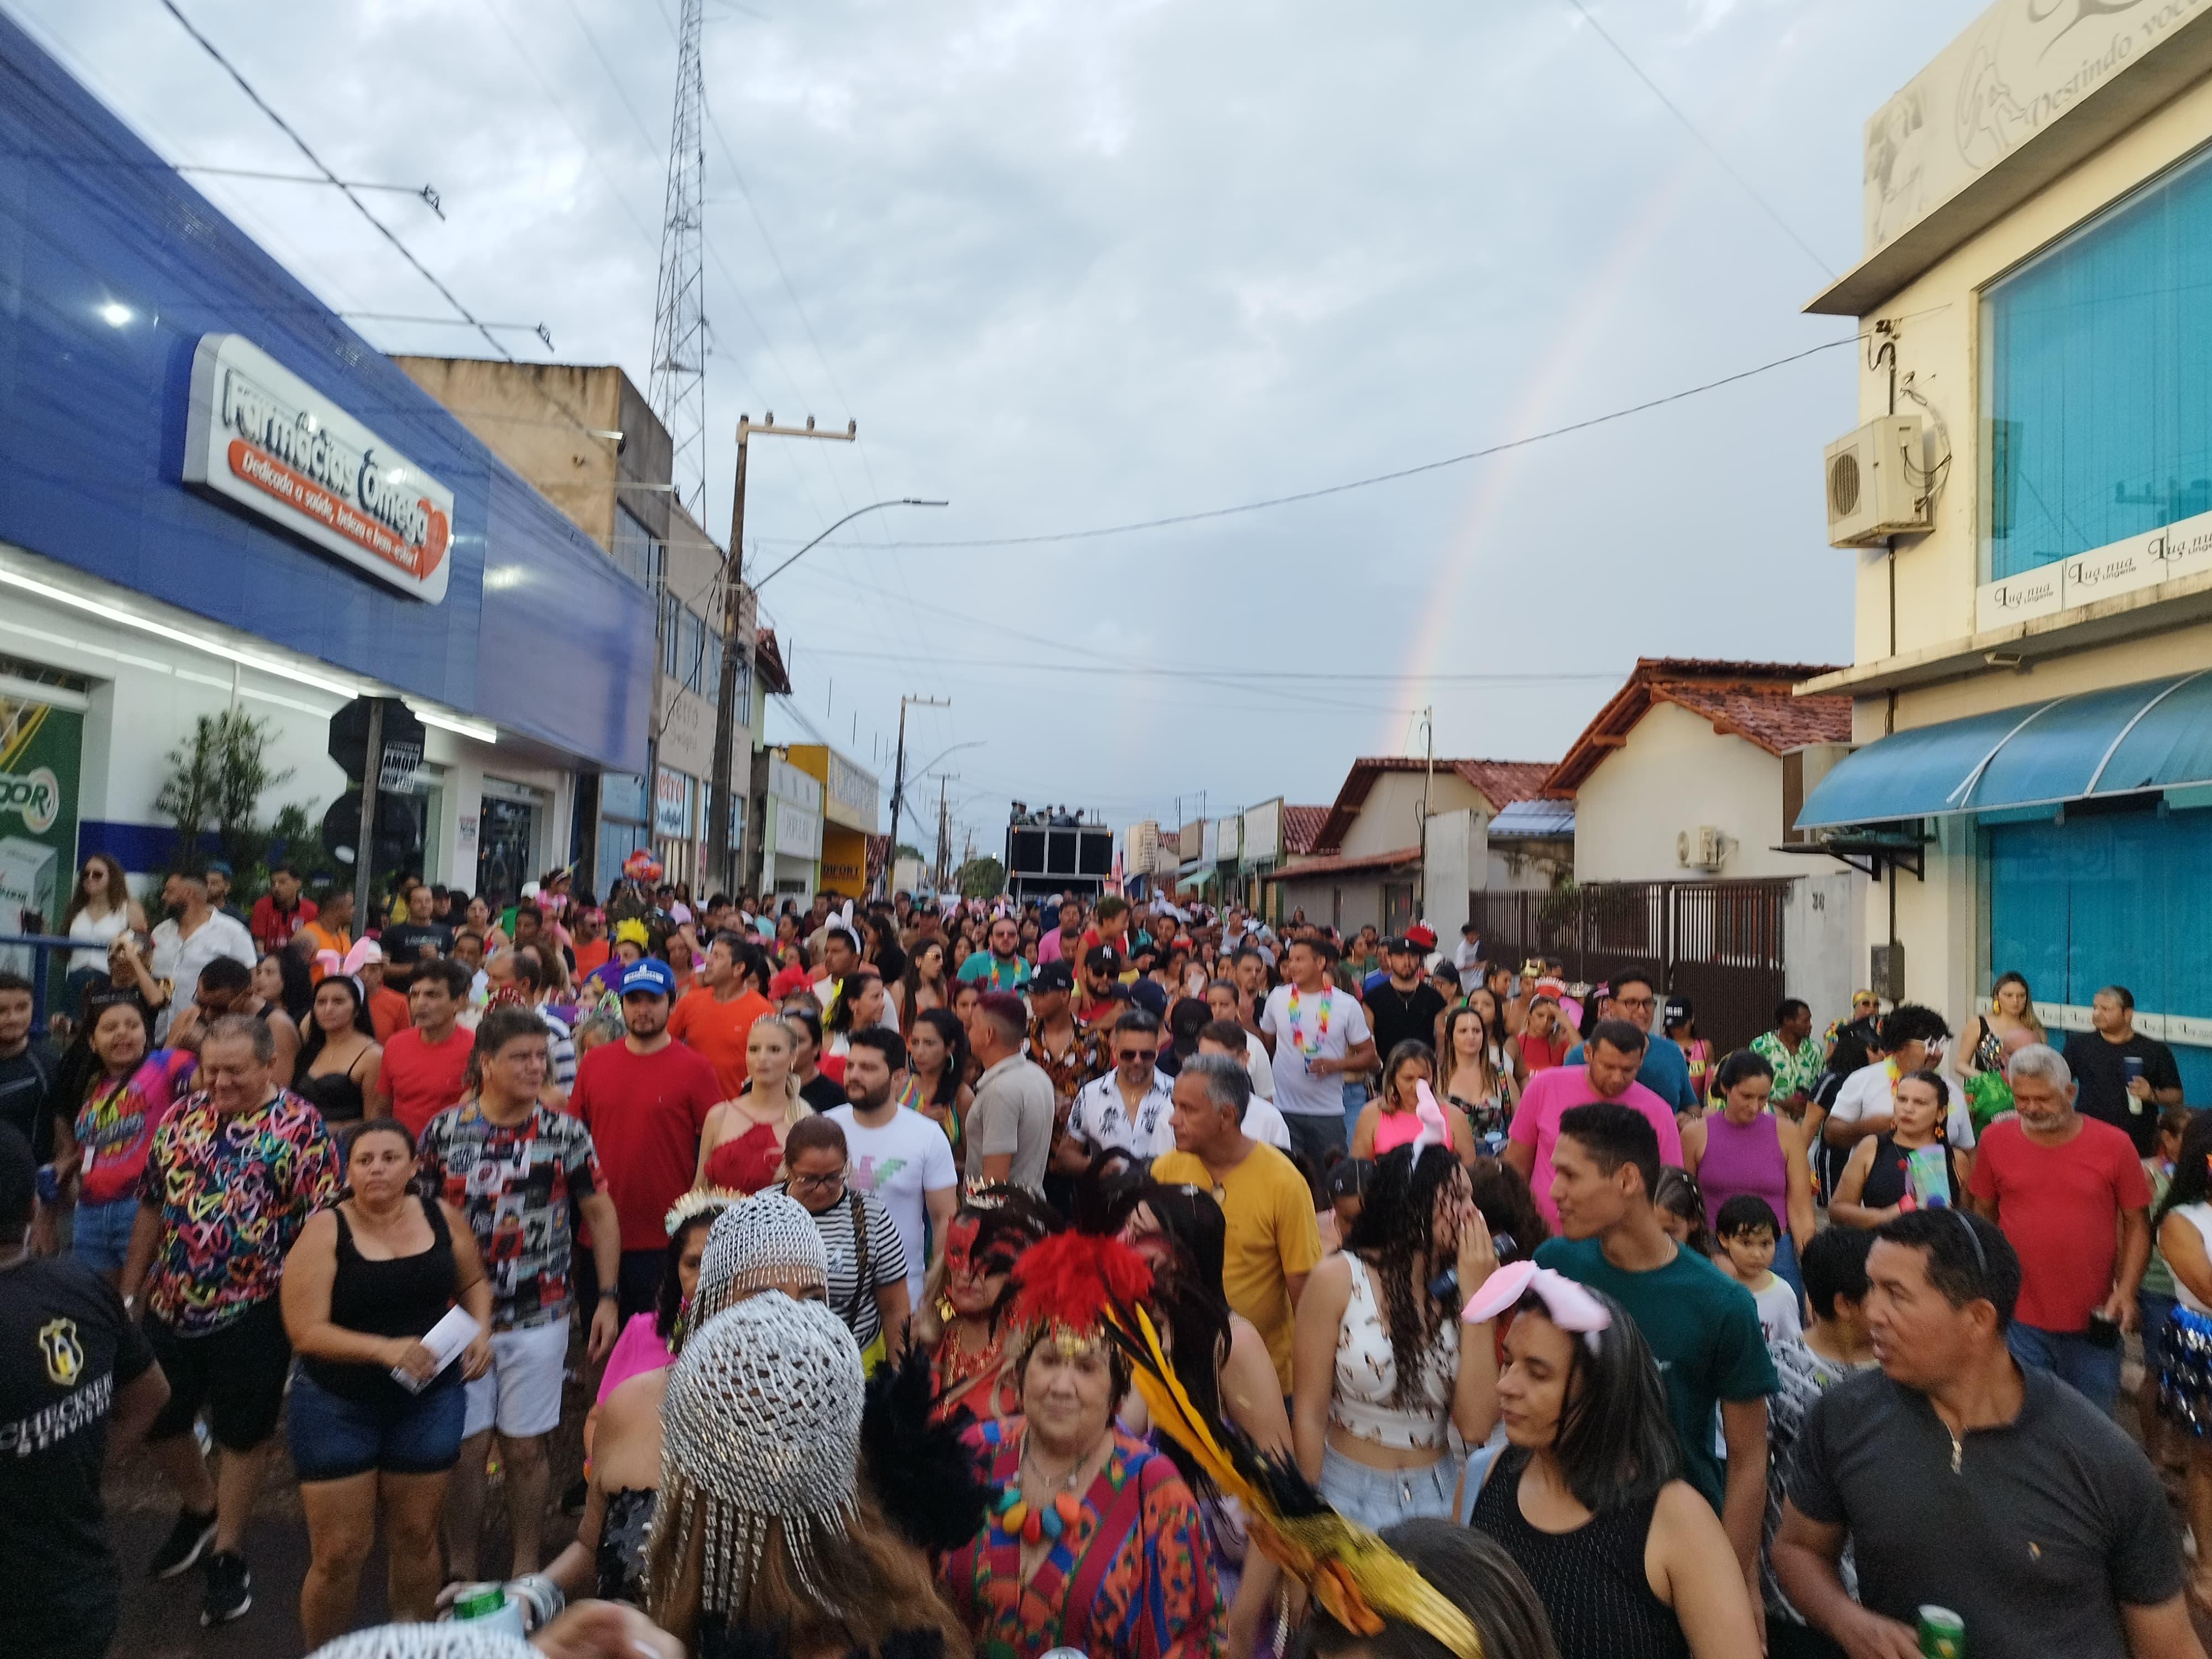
left=1715, top=1194, right=1802, bottom=1344
left=1653, top=1166, right=1717, bottom=1260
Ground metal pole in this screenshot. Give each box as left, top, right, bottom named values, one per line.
left=888, top=697, right=909, bottom=897
left=1417, top=705, right=1434, bottom=922
left=353, top=700, right=383, bottom=927
left=706, top=423, right=749, bottom=898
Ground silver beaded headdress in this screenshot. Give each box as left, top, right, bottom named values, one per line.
left=693, top=1190, right=829, bottom=1326
left=649, top=1291, right=864, bottom=1622
left=307, top=1626, right=535, bottom=1659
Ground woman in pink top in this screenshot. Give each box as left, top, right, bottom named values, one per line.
left=1352, top=1041, right=1478, bottom=1164
left=1680, top=1048, right=1815, bottom=1297
left=53, top=993, right=198, bottom=1281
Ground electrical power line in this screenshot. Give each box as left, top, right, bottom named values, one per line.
left=155, top=0, right=517, bottom=362
left=771, top=334, right=1858, bottom=552
left=1559, top=0, right=1834, bottom=280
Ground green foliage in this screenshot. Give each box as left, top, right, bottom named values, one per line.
left=153, top=707, right=295, bottom=884
left=955, top=855, right=1006, bottom=899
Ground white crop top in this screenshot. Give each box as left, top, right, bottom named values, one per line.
left=1330, top=1254, right=1456, bottom=1451
left=2173, top=1204, right=2212, bottom=1316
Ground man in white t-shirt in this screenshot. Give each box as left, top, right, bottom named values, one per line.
left=147, top=870, right=254, bottom=1041
left=1196, top=1020, right=1293, bottom=1152
left=1821, top=1005, right=1976, bottom=1155
left=1205, top=979, right=1274, bottom=1099
left=826, top=1027, right=956, bottom=1306
left=1259, top=936, right=1377, bottom=1168
left=1068, top=1009, right=1178, bottom=1158
left=1454, top=923, right=1485, bottom=976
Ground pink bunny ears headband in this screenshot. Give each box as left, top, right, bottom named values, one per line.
left=315, top=938, right=384, bottom=982
left=1462, top=1260, right=1614, bottom=1356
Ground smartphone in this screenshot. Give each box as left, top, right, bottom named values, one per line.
left=2085, top=1312, right=2122, bottom=1350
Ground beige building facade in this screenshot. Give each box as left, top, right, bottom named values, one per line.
left=1798, top=0, right=2212, bottom=1094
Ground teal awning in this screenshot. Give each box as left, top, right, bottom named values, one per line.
left=1796, top=671, right=2212, bottom=830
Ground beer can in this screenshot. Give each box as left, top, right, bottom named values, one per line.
left=1917, top=1605, right=1965, bottom=1658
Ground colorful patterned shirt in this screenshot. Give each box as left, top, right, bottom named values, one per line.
left=1027, top=1016, right=1103, bottom=1105
left=416, top=1101, right=603, bottom=1331
left=945, top=1419, right=1221, bottom=1659
left=1752, top=1029, right=1825, bottom=1104
left=138, top=1089, right=340, bottom=1335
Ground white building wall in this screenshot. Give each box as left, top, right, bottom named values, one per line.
left=1572, top=703, right=1802, bottom=883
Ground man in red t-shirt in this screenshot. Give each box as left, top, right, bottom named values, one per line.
left=248, top=863, right=317, bottom=954
left=371, top=958, right=474, bottom=1138
left=667, top=933, right=774, bottom=1099
left=570, top=957, right=722, bottom=1317
left=1968, top=1042, right=2151, bottom=1416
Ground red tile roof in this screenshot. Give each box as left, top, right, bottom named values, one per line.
left=1542, top=659, right=1851, bottom=796
left=1281, top=805, right=1331, bottom=855
left=1314, top=757, right=1557, bottom=853
left=1262, top=844, right=1422, bottom=882
left=754, top=627, right=792, bottom=696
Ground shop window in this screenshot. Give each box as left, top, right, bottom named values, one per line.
left=1987, top=805, right=2212, bottom=1097
left=1983, top=140, right=2212, bottom=580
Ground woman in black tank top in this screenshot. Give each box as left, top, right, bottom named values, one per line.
left=1468, top=1271, right=1765, bottom=1658
left=1828, top=1069, right=1970, bottom=1230
left=294, top=974, right=384, bottom=1125
left=281, top=1119, right=493, bottom=1646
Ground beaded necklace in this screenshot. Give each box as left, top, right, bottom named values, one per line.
left=1285, top=985, right=1334, bottom=1060
left=990, top=1429, right=1105, bottom=1545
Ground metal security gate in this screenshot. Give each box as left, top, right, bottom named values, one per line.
left=1467, top=879, right=1789, bottom=1055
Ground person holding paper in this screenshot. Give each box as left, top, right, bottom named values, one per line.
left=281, top=1116, right=493, bottom=1645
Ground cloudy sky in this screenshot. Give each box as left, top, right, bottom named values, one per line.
left=12, top=0, right=1984, bottom=857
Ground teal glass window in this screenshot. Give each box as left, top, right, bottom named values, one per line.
left=1983, top=142, right=2212, bottom=580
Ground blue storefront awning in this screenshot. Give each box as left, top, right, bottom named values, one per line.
left=1797, top=671, right=2212, bottom=830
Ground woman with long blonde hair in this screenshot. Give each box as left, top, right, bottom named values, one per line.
left=695, top=1015, right=808, bottom=1194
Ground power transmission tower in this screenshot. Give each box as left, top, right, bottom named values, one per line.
left=650, top=0, right=708, bottom=515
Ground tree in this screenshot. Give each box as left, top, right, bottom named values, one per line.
left=954, top=855, right=1006, bottom=900
left=895, top=842, right=926, bottom=862
left=154, top=707, right=294, bottom=879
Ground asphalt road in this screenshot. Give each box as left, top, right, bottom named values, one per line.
left=103, top=1353, right=592, bottom=1659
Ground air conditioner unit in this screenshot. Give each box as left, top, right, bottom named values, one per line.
left=1824, top=415, right=1929, bottom=546
left=1677, top=826, right=1725, bottom=870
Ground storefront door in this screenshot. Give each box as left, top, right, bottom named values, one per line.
left=477, top=797, right=536, bottom=909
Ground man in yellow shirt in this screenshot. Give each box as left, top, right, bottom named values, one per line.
left=1152, top=1052, right=1322, bottom=1393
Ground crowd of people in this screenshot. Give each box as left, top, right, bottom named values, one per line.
left=1, top=864, right=2208, bottom=1659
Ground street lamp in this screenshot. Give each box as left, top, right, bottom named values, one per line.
left=750, top=497, right=949, bottom=591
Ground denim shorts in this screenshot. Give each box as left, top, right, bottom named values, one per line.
left=72, top=1196, right=139, bottom=1274
left=1317, top=1443, right=1457, bottom=1531
left=288, top=1363, right=467, bottom=1481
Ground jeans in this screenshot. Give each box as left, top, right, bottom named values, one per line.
left=1342, top=1080, right=1368, bottom=1149
left=1317, top=1444, right=1456, bottom=1530
left=2007, top=1321, right=2122, bottom=1415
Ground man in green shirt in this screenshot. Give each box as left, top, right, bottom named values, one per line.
left=1536, top=1100, right=1777, bottom=1611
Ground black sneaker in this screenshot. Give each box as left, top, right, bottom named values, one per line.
left=201, top=1551, right=251, bottom=1626
left=149, top=1507, right=216, bottom=1579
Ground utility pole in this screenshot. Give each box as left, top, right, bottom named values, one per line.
left=1415, top=704, right=1435, bottom=924
left=936, top=775, right=953, bottom=891
left=886, top=693, right=951, bottom=897
left=708, top=411, right=854, bottom=901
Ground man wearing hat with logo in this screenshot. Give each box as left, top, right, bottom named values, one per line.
left=569, top=956, right=721, bottom=1319
left=1366, top=932, right=1447, bottom=1060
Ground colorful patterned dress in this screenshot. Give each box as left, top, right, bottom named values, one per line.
left=944, top=1419, right=1223, bottom=1659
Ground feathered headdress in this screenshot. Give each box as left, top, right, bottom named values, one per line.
left=1008, top=1229, right=1152, bottom=1348
left=1103, top=1302, right=1486, bottom=1659
left=859, top=1342, right=1000, bottom=1553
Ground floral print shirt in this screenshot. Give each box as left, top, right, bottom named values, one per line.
left=139, top=1089, right=340, bottom=1334
left=1752, top=1029, right=1825, bottom=1104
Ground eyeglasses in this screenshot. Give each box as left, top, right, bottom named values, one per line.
left=1613, top=993, right=1657, bottom=1010
left=789, top=1170, right=847, bottom=1195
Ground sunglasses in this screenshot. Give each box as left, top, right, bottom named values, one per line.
left=1116, top=1047, right=1159, bottom=1063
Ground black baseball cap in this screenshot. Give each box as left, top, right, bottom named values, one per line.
left=1088, top=946, right=1123, bottom=975
left=1034, top=961, right=1074, bottom=993
left=1325, top=1157, right=1374, bottom=1203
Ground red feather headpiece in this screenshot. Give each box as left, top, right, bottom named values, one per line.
left=1009, top=1229, right=1154, bottom=1339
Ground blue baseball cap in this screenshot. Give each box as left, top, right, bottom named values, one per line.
left=620, top=958, right=677, bottom=1000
